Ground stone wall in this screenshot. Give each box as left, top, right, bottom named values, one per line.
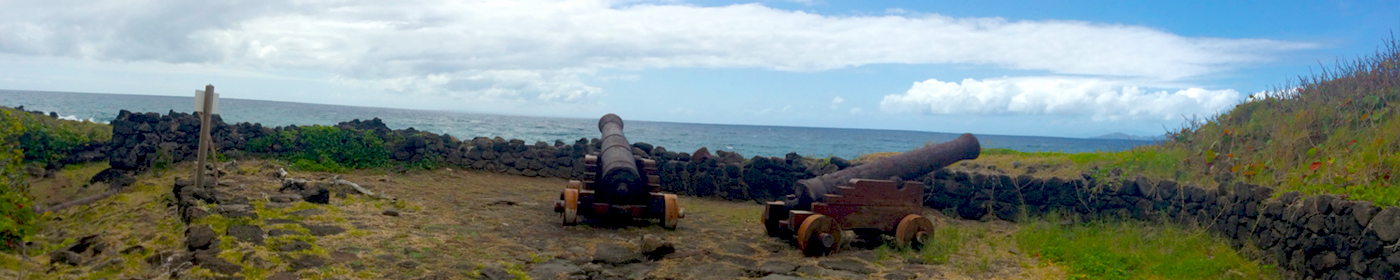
left=918, top=170, right=1400, bottom=279
left=103, top=110, right=840, bottom=203
left=101, top=110, right=1400, bottom=278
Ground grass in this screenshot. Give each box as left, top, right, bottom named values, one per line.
left=1015, top=214, right=1279, bottom=280
left=879, top=223, right=973, bottom=265
left=1151, top=34, right=1400, bottom=204
left=962, top=34, right=1400, bottom=206
left=2, top=162, right=186, bottom=279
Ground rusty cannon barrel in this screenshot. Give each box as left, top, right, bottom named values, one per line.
left=556, top=114, right=682, bottom=229
left=786, top=133, right=981, bottom=210
left=596, top=113, right=648, bottom=204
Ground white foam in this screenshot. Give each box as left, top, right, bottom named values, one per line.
left=57, top=114, right=108, bottom=124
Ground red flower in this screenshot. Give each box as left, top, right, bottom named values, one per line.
left=1310, top=162, right=1322, bottom=171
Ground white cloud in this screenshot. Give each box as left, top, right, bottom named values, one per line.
left=849, top=107, right=864, bottom=114
left=0, top=0, right=1312, bottom=105
left=331, top=69, right=601, bottom=103
left=879, top=77, right=1241, bottom=121
left=830, top=96, right=845, bottom=109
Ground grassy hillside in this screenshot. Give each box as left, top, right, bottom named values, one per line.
left=1163, top=36, right=1400, bottom=204
left=965, top=36, right=1400, bottom=206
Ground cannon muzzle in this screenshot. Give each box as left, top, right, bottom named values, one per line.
left=597, top=113, right=647, bottom=204
left=786, top=133, right=981, bottom=210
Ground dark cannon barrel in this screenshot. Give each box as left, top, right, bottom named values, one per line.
left=787, top=133, right=981, bottom=210
left=597, top=113, right=645, bottom=204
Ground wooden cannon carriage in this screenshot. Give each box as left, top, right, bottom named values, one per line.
left=763, top=133, right=980, bottom=256
left=554, top=114, right=683, bottom=229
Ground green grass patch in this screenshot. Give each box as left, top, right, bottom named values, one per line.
left=1016, top=215, right=1278, bottom=280
left=916, top=224, right=971, bottom=264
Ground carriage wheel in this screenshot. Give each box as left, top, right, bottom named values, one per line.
left=762, top=202, right=787, bottom=237
left=662, top=194, right=681, bottom=230
left=894, top=214, right=935, bottom=250
left=796, top=214, right=843, bottom=256
left=562, top=188, right=580, bottom=226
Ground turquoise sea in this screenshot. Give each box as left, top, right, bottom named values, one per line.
left=0, top=90, right=1155, bottom=159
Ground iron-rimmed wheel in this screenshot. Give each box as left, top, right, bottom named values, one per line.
left=562, top=188, right=580, bottom=226
left=797, top=214, right=843, bottom=256
left=662, top=194, right=680, bottom=230
left=894, top=214, right=935, bottom=250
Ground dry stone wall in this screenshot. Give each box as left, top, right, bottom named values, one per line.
left=99, top=110, right=1400, bottom=278
left=918, top=169, right=1400, bottom=279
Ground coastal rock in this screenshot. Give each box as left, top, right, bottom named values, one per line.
left=692, top=147, right=712, bottom=163
left=828, top=156, right=850, bottom=170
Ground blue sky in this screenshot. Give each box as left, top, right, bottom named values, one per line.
left=0, top=0, right=1395, bottom=138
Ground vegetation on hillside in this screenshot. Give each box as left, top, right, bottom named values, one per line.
left=3, top=108, right=110, bottom=168
left=1164, top=36, right=1400, bottom=204
left=0, top=110, right=37, bottom=251
left=973, top=35, right=1400, bottom=206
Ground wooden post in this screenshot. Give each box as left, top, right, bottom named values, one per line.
left=195, top=85, right=214, bottom=189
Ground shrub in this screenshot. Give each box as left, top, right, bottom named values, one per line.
left=0, top=110, right=38, bottom=251
left=288, top=126, right=391, bottom=172
left=4, top=108, right=108, bottom=168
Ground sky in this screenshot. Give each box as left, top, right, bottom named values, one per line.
left=0, top=0, right=1395, bottom=138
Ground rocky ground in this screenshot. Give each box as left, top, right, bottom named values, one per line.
left=6, top=159, right=1066, bottom=279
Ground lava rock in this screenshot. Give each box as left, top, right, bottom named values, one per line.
left=719, top=242, right=756, bottom=255
left=306, top=224, right=346, bottom=236
left=1369, top=206, right=1400, bottom=243
left=288, top=254, right=327, bottom=271
left=480, top=264, right=517, bottom=280
left=528, top=258, right=582, bottom=279
left=49, top=250, right=83, bottom=266
left=817, top=259, right=875, bottom=274
left=213, top=204, right=258, bottom=219
left=754, top=260, right=799, bottom=275
left=640, top=234, right=675, bottom=260
left=303, top=187, right=330, bottom=204
left=227, top=225, right=265, bottom=245
left=195, top=250, right=242, bottom=275
left=277, top=239, right=313, bottom=252
left=186, top=224, right=217, bottom=251
left=593, top=243, right=643, bottom=266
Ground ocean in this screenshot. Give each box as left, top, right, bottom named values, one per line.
left=0, top=90, right=1155, bottom=159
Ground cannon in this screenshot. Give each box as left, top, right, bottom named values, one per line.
left=554, top=114, right=684, bottom=229
left=762, top=133, right=980, bottom=256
